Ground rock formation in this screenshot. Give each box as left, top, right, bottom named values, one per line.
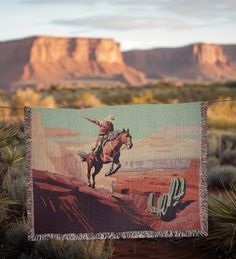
left=193, top=44, right=227, bottom=65
left=1, top=36, right=235, bottom=89
left=0, top=36, right=146, bottom=89
left=123, top=43, right=236, bottom=81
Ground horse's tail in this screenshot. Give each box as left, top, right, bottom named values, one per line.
left=77, top=150, right=88, bottom=162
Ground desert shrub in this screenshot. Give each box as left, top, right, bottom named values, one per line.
left=3, top=223, right=114, bottom=259
left=220, top=149, right=236, bottom=166
left=208, top=134, right=236, bottom=158
left=74, top=93, right=103, bottom=108
left=131, top=90, right=159, bottom=104
left=0, top=123, right=20, bottom=149
left=208, top=166, right=236, bottom=189
left=221, top=135, right=236, bottom=150
left=208, top=156, right=220, bottom=170
left=39, top=81, right=236, bottom=109
left=0, top=124, right=24, bottom=189
left=99, top=89, right=132, bottom=105
left=3, top=223, right=33, bottom=259
left=8, top=166, right=26, bottom=202
left=0, top=197, right=19, bottom=224
left=206, top=186, right=236, bottom=258
left=0, top=98, right=12, bottom=121
left=208, top=99, right=236, bottom=130
left=0, top=146, right=24, bottom=188
left=36, top=239, right=114, bottom=259
left=11, top=88, right=56, bottom=117
left=208, top=135, right=221, bottom=157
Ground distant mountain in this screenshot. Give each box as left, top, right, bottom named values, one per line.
left=0, top=36, right=236, bottom=90
left=123, top=43, right=236, bottom=81
left=0, top=36, right=146, bottom=90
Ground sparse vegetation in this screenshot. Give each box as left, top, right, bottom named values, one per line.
left=208, top=98, right=236, bottom=131
left=2, top=223, right=114, bottom=259
left=73, top=92, right=103, bottom=108
left=208, top=166, right=236, bottom=189
left=132, top=90, right=159, bottom=104
left=0, top=81, right=235, bottom=125
left=204, top=186, right=236, bottom=258
left=13, top=88, right=56, bottom=109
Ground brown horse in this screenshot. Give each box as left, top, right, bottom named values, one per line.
left=78, top=129, right=133, bottom=188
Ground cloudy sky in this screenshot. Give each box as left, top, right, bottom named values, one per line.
left=1, top=0, right=236, bottom=50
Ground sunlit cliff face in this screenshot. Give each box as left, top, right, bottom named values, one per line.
left=0, top=36, right=147, bottom=89
left=193, top=44, right=227, bottom=65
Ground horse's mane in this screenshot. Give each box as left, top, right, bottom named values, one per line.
left=114, top=130, right=123, bottom=134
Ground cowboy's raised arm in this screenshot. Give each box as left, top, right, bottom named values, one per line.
left=84, top=117, right=101, bottom=126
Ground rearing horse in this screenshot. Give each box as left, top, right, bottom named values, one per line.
left=78, top=129, right=133, bottom=188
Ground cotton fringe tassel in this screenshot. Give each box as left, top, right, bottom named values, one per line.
left=199, top=101, right=208, bottom=236
left=24, top=106, right=35, bottom=241
left=25, top=103, right=208, bottom=241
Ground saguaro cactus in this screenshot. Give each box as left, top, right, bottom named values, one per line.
left=168, top=178, right=186, bottom=207
left=148, top=177, right=186, bottom=218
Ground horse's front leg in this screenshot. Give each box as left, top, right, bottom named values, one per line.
left=105, top=161, right=114, bottom=177
left=110, top=161, right=121, bottom=176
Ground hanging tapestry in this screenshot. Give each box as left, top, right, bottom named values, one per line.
left=25, top=102, right=208, bottom=240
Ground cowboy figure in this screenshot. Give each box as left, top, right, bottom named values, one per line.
left=84, top=115, right=115, bottom=154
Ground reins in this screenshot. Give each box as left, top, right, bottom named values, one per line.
left=108, top=134, right=129, bottom=158
left=112, top=145, right=128, bottom=157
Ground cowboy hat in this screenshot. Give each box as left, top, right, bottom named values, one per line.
left=104, top=115, right=115, bottom=122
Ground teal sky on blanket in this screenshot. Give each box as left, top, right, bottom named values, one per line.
left=33, top=103, right=201, bottom=142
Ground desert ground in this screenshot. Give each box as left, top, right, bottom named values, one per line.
left=32, top=159, right=200, bottom=235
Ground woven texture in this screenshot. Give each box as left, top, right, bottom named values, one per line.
left=25, top=102, right=208, bottom=240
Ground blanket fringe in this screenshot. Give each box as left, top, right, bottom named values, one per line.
left=200, top=102, right=208, bottom=236
left=24, top=107, right=35, bottom=240
left=28, top=229, right=205, bottom=241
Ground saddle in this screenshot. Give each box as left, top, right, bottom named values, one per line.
left=108, top=130, right=122, bottom=140
left=94, top=131, right=122, bottom=158
left=102, top=131, right=122, bottom=147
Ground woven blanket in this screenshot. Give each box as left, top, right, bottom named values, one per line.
left=25, top=102, right=208, bottom=240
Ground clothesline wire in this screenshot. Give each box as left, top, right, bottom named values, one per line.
left=0, top=98, right=235, bottom=110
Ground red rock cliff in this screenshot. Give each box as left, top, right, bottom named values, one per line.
left=123, top=43, right=236, bottom=80
left=193, top=44, right=227, bottom=65
left=0, top=36, right=146, bottom=89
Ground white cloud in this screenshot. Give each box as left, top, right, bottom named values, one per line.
left=38, top=0, right=236, bottom=32
left=0, top=0, right=234, bottom=49
left=51, top=15, right=195, bottom=31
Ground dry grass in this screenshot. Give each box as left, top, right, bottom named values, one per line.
left=75, top=92, right=103, bottom=108
left=208, top=98, right=236, bottom=130
left=13, top=88, right=56, bottom=109
left=131, top=90, right=160, bottom=104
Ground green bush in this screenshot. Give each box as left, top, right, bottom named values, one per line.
left=208, top=135, right=221, bottom=157
left=4, top=224, right=34, bottom=259
left=3, top=223, right=114, bottom=259
left=8, top=167, right=26, bottom=202
left=208, top=166, right=236, bottom=189
left=220, top=149, right=236, bottom=166
left=208, top=156, right=220, bottom=170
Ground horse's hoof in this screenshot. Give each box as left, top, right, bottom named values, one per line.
left=88, top=183, right=92, bottom=187
left=92, top=184, right=95, bottom=189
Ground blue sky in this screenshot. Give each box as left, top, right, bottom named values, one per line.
left=1, top=0, right=236, bottom=50
left=34, top=102, right=200, bottom=142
